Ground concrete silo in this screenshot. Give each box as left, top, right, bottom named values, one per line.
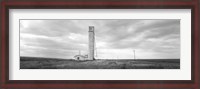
left=88, top=26, right=95, bottom=60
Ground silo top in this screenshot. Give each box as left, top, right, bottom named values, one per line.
left=89, top=26, right=94, bottom=32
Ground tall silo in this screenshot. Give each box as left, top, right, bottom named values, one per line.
left=88, top=26, right=95, bottom=60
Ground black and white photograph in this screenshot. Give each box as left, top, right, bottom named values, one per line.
left=20, top=19, right=180, bottom=69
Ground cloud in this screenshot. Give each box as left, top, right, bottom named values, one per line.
left=20, top=19, right=180, bottom=59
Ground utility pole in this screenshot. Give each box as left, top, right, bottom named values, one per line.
left=79, top=50, right=81, bottom=55
left=133, top=50, right=136, bottom=59
left=95, top=48, right=98, bottom=57
left=94, top=38, right=97, bottom=58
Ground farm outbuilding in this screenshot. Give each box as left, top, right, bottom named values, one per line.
left=74, top=55, right=88, bottom=60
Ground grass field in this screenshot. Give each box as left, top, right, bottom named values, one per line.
left=20, top=57, right=180, bottom=69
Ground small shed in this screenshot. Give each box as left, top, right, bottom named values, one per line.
left=74, top=55, right=88, bottom=60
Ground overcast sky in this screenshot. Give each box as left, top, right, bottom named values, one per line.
left=20, top=19, right=180, bottom=59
